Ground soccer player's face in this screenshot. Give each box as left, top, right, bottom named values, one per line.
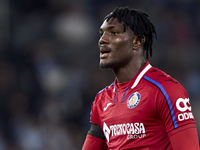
left=98, top=18, right=134, bottom=69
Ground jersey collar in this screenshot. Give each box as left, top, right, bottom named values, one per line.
left=113, top=62, right=152, bottom=92
left=131, top=62, right=152, bottom=89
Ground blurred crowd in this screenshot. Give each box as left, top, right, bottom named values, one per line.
left=0, top=0, right=199, bottom=149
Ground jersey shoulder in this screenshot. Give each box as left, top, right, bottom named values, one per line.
left=93, top=82, right=115, bottom=105
left=90, top=82, right=115, bottom=124
left=144, top=67, right=186, bottom=94
left=144, top=66, right=196, bottom=132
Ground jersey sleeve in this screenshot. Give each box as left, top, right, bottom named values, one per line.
left=82, top=134, right=108, bottom=150
left=90, top=96, right=101, bottom=126
left=169, top=126, right=199, bottom=150
left=157, top=80, right=196, bottom=134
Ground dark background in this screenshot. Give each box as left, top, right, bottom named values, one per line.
left=0, top=0, right=199, bottom=149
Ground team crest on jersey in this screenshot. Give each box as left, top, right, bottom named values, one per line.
left=127, top=92, right=141, bottom=109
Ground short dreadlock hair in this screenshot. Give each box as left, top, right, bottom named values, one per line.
left=104, top=7, right=157, bottom=59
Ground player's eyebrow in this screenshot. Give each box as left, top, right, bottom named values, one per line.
left=99, top=26, right=115, bottom=32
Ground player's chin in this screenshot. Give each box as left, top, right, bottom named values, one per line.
left=99, top=60, right=112, bottom=70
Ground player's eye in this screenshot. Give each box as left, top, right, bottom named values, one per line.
left=111, top=31, right=118, bottom=35
left=99, top=31, right=104, bottom=37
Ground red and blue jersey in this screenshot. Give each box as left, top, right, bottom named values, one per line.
left=90, top=62, right=196, bottom=150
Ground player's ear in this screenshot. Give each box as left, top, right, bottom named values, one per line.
left=133, top=35, right=146, bottom=50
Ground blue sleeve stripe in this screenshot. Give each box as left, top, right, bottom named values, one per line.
left=143, top=75, right=178, bottom=129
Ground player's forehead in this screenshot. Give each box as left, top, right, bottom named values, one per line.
left=99, top=18, right=124, bottom=31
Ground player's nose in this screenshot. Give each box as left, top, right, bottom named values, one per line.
left=99, top=32, right=109, bottom=45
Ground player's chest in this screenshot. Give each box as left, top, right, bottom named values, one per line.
left=99, top=87, right=158, bottom=124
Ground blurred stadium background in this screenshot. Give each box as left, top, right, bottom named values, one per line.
left=0, top=0, right=199, bottom=149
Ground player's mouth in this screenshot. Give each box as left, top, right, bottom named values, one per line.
left=100, top=46, right=111, bottom=59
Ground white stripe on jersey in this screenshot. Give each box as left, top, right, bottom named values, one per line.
left=131, top=64, right=152, bottom=89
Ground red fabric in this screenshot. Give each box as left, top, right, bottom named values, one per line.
left=90, top=62, right=197, bottom=149
left=82, top=134, right=108, bottom=150
left=169, top=125, right=199, bottom=150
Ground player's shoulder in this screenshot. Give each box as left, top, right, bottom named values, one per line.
left=144, top=66, right=186, bottom=93
left=93, top=82, right=115, bottom=104
left=97, top=82, right=114, bottom=95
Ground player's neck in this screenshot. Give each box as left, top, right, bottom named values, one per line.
left=113, top=59, right=146, bottom=83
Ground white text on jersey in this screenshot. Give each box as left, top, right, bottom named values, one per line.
left=103, top=122, right=146, bottom=142
left=176, top=98, right=194, bottom=121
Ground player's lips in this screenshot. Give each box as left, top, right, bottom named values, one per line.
left=99, top=46, right=111, bottom=59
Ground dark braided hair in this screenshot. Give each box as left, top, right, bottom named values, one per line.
left=104, top=7, right=157, bottom=59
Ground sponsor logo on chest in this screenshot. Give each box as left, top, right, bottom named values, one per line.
left=103, top=122, right=146, bottom=142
